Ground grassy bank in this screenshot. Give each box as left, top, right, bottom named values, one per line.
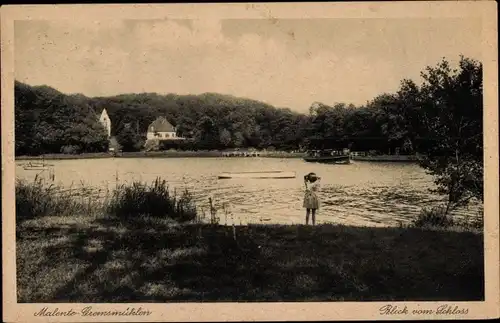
left=16, top=178, right=484, bottom=302
left=17, top=217, right=484, bottom=302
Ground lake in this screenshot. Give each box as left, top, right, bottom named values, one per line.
left=15, top=157, right=482, bottom=227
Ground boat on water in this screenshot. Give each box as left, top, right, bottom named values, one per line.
left=303, top=149, right=350, bottom=164
left=303, top=155, right=350, bottom=164
left=218, top=171, right=296, bottom=179
left=22, top=161, right=54, bottom=170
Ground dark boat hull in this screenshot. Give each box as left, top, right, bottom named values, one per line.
left=303, top=156, right=350, bottom=164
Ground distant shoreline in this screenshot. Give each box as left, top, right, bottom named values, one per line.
left=351, top=155, right=420, bottom=162
left=15, top=152, right=422, bottom=161
left=15, top=151, right=307, bottom=160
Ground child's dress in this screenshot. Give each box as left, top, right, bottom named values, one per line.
left=303, top=181, right=320, bottom=209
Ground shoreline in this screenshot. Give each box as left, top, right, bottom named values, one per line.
left=15, top=152, right=421, bottom=161
left=351, top=155, right=420, bottom=162
left=15, top=151, right=306, bottom=160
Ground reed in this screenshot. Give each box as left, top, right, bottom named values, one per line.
left=16, top=176, right=197, bottom=222
left=15, top=176, right=103, bottom=220
left=107, top=177, right=197, bottom=222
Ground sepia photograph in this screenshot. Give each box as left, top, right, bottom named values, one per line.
left=2, top=2, right=499, bottom=322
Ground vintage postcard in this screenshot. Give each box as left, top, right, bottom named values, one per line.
left=2, top=1, right=499, bottom=322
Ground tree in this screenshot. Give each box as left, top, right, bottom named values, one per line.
left=219, top=128, right=232, bottom=147
left=116, top=126, right=144, bottom=152
left=194, top=116, right=219, bottom=150
left=14, top=81, right=109, bottom=155
left=394, top=79, right=422, bottom=154
left=416, top=56, right=483, bottom=214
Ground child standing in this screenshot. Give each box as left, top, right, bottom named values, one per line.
left=303, top=172, right=321, bottom=225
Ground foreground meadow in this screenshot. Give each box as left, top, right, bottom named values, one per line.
left=17, top=218, right=484, bottom=302
left=16, top=177, right=484, bottom=302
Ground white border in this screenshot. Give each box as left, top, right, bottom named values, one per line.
left=2, top=2, right=498, bottom=321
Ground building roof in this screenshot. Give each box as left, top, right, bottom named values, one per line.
left=99, top=108, right=109, bottom=119
left=148, top=117, right=175, bottom=132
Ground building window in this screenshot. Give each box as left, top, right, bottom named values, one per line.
left=165, top=133, right=170, bottom=138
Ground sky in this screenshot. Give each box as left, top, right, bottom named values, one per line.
left=15, top=17, right=482, bottom=112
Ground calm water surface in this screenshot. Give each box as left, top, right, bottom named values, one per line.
left=15, top=158, right=482, bottom=227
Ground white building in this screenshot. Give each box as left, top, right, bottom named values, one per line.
left=99, top=108, right=112, bottom=138
left=146, top=117, right=183, bottom=141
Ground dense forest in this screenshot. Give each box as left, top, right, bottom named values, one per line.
left=91, top=91, right=309, bottom=152
left=15, top=82, right=109, bottom=155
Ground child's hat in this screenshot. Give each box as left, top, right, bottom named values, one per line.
left=305, top=172, right=319, bottom=181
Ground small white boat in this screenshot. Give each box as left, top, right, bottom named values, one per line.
left=218, top=171, right=296, bottom=179
left=22, top=162, right=54, bottom=170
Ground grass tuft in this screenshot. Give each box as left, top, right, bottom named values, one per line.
left=411, top=205, right=483, bottom=232
left=107, top=177, right=197, bottom=222
left=411, top=206, right=455, bottom=228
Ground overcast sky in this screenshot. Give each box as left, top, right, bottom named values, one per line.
left=15, top=18, right=482, bottom=112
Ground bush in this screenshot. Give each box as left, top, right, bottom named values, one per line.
left=107, top=177, right=197, bottom=222
left=60, top=145, right=81, bottom=154
left=116, top=127, right=144, bottom=152
left=455, top=210, right=484, bottom=231
left=411, top=206, right=455, bottom=228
